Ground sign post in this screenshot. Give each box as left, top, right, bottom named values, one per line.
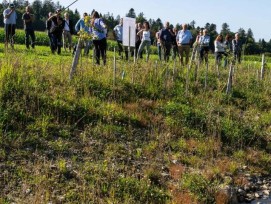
left=123, top=17, right=136, bottom=61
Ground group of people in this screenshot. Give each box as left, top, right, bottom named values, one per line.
left=3, top=3, right=108, bottom=65
left=46, top=10, right=107, bottom=65
left=156, top=22, right=243, bottom=66
left=46, top=9, right=74, bottom=54
left=3, top=3, right=243, bottom=66
left=3, top=3, right=74, bottom=55
left=113, top=20, right=243, bottom=66
left=3, top=3, right=36, bottom=49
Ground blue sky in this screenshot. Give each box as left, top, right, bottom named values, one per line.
left=59, top=0, right=271, bottom=41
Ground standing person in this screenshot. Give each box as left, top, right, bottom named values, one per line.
left=137, top=21, right=151, bottom=61
left=75, top=12, right=91, bottom=55
left=171, top=27, right=178, bottom=61
left=191, top=30, right=202, bottom=62
left=91, top=11, right=107, bottom=65
left=47, top=9, right=65, bottom=54
left=198, top=29, right=210, bottom=64
left=3, top=3, right=17, bottom=49
left=113, top=18, right=128, bottom=60
left=214, top=34, right=227, bottom=66
left=22, top=6, right=35, bottom=49
left=135, top=23, right=143, bottom=59
left=62, top=12, right=73, bottom=52
left=176, top=23, right=193, bottom=66
left=46, top=12, right=54, bottom=53
left=224, top=34, right=232, bottom=67
left=232, top=33, right=242, bottom=64
left=155, top=28, right=162, bottom=60
left=160, top=21, right=174, bottom=62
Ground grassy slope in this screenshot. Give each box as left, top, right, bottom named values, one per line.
left=0, top=44, right=270, bottom=203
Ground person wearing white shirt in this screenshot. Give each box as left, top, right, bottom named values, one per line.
left=3, top=3, right=17, bottom=49
left=214, top=34, right=227, bottom=65
left=137, top=21, right=151, bottom=61
left=199, top=29, right=210, bottom=64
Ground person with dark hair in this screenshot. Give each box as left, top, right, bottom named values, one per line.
left=137, top=21, right=151, bottom=61
left=232, top=33, right=242, bottom=63
left=160, top=21, right=174, bottom=62
left=224, top=34, right=232, bottom=67
left=91, top=11, right=107, bottom=65
left=136, top=23, right=143, bottom=59
left=214, top=34, right=227, bottom=66
left=176, top=23, right=193, bottom=66
left=47, top=9, right=65, bottom=54
left=74, top=12, right=91, bottom=55
left=3, top=3, right=17, bottom=49
left=46, top=12, right=54, bottom=52
left=22, top=6, right=35, bottom=49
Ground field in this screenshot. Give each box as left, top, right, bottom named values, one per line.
left=0, top=41, right=270, bottom=203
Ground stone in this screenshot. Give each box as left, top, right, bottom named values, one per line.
left=262, top=184, right=268, bottom=190
left=263, top=190, right=270, bottom=195
left=238, top=188, right=245, bottom=195
left=25, top=188, right=31, bottom=195
left=244, top=184, right=251, bottom=191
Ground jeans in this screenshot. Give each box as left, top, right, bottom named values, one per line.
left=137, top=40, right=151, bottom=61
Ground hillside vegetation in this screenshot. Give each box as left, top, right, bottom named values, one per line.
left=0, top=44, right=270, bottom=203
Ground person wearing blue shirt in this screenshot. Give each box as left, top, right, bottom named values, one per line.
left=3, top=3, right=17, bottom=49
left=74, top=12, right=91, bottom=55
left=113, top=18, right=128, bottom=60
left=199, top=29, right=210, bottom=64
left=91, top=11, right=107, bottom=65
left=176, top=24, right=193, bottom=66
left=75, top=13, right=89, bottom=33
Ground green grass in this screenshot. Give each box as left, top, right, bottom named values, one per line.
left=0, top=43, right=270, bottom=203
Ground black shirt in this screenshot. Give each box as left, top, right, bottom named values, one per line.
left=22, top=12, right=34, bottom=30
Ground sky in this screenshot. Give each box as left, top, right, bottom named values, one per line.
left=42, top=0, right=271, bottom=41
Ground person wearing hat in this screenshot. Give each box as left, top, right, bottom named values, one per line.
left=3, top=3, right=17, bottom=49
left=22, top=6, right=35, bottom=49
left=47, top=9, right=65, bottom=54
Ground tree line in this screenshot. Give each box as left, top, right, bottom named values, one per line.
left=0, top=1, right=270, bottom=55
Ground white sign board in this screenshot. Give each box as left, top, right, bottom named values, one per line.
left=123, top=17, right=136, bottom=47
